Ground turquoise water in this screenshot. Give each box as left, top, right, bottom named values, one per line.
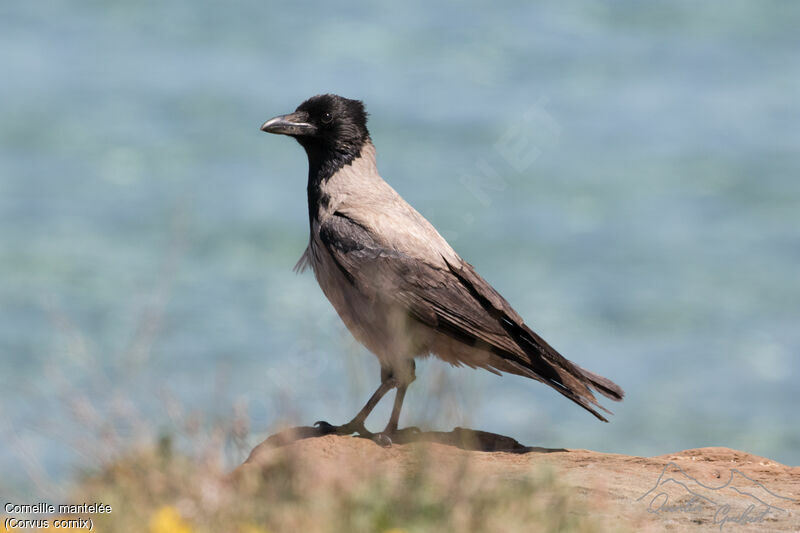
left=2, top=1, right=799, bottom=496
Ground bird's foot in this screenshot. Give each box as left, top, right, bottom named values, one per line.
left=372, top=426, right=422, bottom=448
left=314, top=420, right=372, bottom=438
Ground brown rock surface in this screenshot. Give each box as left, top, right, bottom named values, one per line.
left=235, top=427, right=800, bottom=532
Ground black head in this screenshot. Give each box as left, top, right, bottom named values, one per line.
left=261, top=94, right=370, bottom=175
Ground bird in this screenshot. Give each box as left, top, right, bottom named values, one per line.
left=260, top=94, right=624, bottom=443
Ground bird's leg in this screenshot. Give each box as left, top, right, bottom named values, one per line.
left=373, top=360, right=420, bottom=446
left=384, top=384, right=407, bottom=435
left=315, top=377, right=396, bottom=437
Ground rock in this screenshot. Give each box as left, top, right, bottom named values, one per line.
left=234, top=428, right=800, bottom=532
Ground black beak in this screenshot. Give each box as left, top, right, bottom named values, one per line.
left=260, top=111, right=315, bottom=136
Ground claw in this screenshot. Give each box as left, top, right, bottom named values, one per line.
left=313, top=420, right=370, bottom=437
left=314, top=421, right=338, bottom=434
left=374, top=433, right=393, bottom=447
left=376, top=426, right=421, bottom=445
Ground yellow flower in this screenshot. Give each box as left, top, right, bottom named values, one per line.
left=149, top=506, right=192, bottom=533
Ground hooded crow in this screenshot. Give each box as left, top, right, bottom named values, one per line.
left=261, top=94, right=624, bottom=442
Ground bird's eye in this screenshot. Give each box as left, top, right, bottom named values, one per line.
left=322, top=112, right=333, bottom=124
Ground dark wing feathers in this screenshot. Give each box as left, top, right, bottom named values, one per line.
left=318, top=213, right=622, bottom=420
left=447, top=257, right=624, bottom=400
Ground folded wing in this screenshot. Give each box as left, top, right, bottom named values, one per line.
left=318, top=212, right=623, bottom=421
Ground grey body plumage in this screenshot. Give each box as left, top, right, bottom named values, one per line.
left=261, top=94, right=624, bottom=440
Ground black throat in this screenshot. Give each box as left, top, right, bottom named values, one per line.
left=301, top=140, right=366, bottom=224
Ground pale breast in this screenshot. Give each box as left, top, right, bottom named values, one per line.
left=307, top=227, right=434, bottom=368
left=319, top=142, right=460, bottom=269
left=306, top=142, right=455, bottom=363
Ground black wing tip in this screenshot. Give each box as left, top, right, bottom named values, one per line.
left=576, top=365, right=625, bottom=402
left=577, top=393, right=614, bottom=423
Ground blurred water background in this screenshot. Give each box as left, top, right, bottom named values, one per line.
left=2, top=1, right=799, bottom=498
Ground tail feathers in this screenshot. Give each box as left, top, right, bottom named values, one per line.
left=502, top=358, right=614, bottom=423
left=507, top=321, right=623, bottom=421
left=441, top=257, right=624, bottom=421
left=576, top=365, right=625, bottom=401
